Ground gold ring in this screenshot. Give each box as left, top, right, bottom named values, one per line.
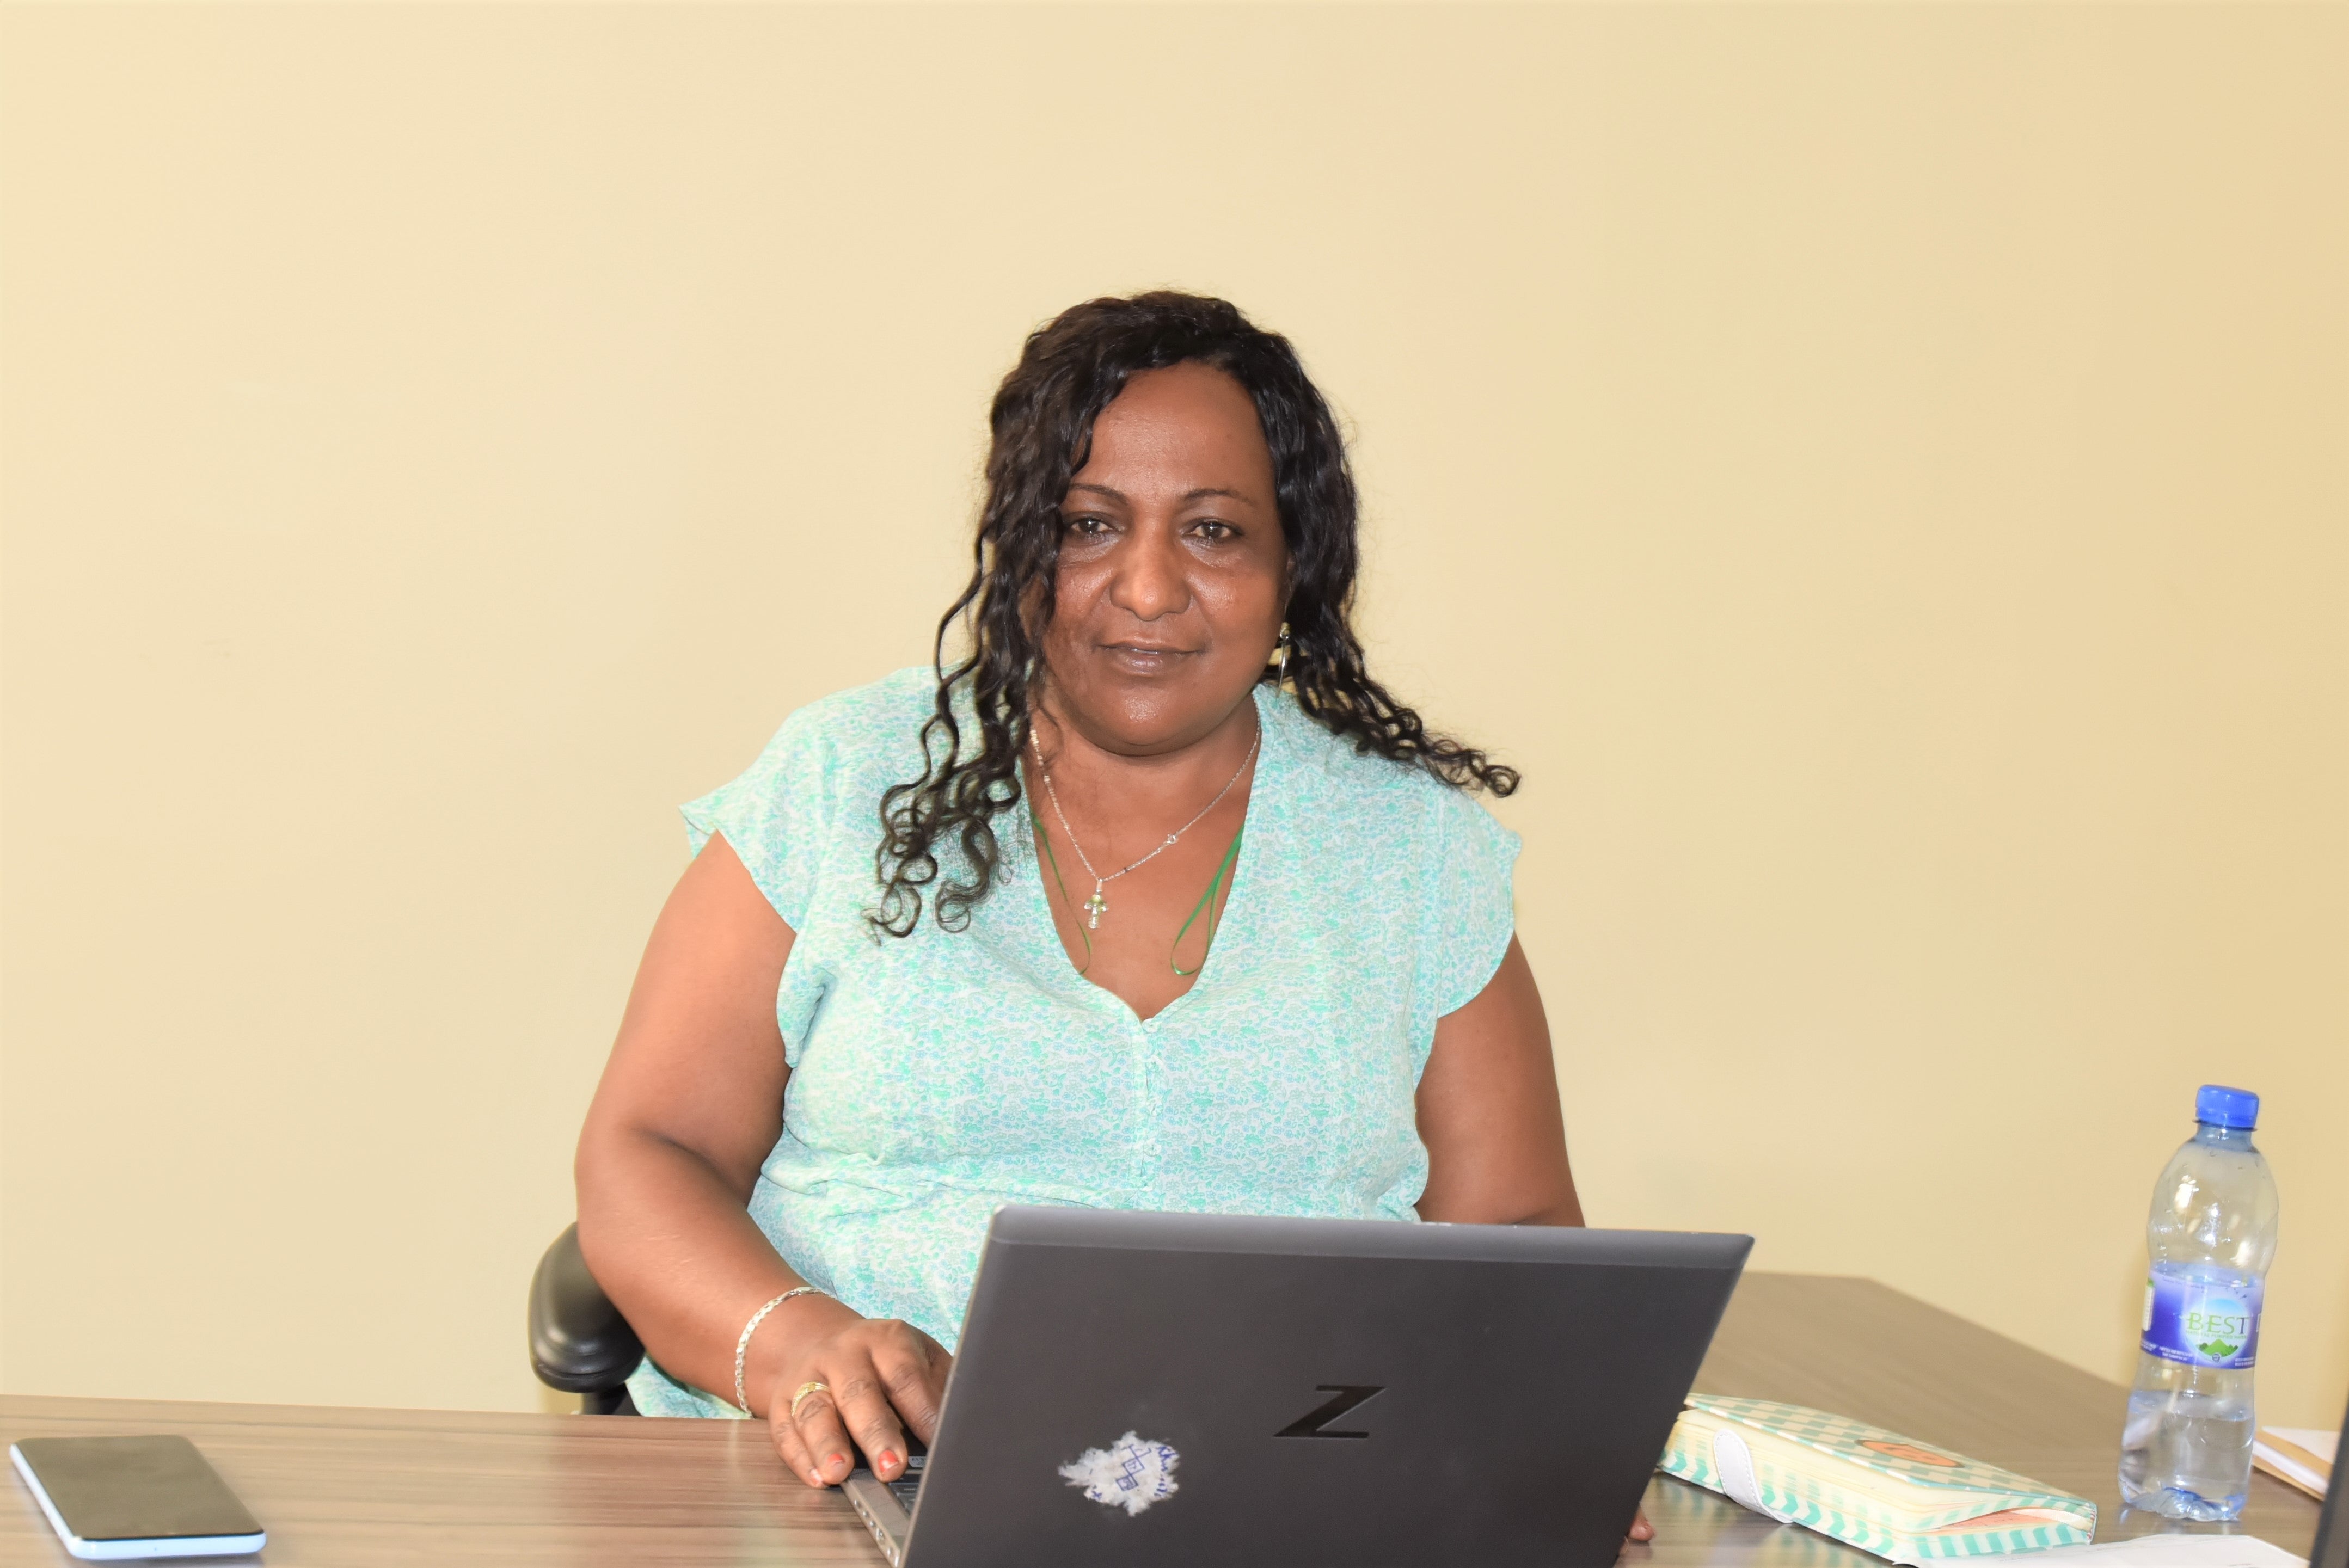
left=788, top=1380, right=832, bottom=1420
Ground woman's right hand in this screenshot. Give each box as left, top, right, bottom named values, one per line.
left=764, top=1300, right=954, bottom=1489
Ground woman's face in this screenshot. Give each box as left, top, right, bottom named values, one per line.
left=1041, top=361, right=1290, bottom=756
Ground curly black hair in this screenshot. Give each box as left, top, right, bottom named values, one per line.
left=870, top=292, right=1518, bottom=937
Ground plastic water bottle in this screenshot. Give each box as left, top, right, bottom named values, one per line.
left=2117, top=1084, right=2280, bottom=1521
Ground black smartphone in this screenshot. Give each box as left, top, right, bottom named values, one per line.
left=10, top=1435, right=266, bottom=1560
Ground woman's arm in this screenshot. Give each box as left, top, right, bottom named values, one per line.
left=1418, top=937, right=1655, bottom=1542
left=574, top=833, right=944, bottom=1486
left=1414, top=936, right=1583, bottom=1226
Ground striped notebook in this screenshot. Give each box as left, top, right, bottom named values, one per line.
left=1660, top=1396, right=2097, bottom=1565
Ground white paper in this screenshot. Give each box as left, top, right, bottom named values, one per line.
left=2254, top=1426, right=2335, bottom=1497
left=2262, top=1429, right=2337, bottom=1466
left=2033, top=1532, right=2305, bottom=1568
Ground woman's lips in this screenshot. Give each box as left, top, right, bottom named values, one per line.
left=1099, top=643, right=1195, bottom=673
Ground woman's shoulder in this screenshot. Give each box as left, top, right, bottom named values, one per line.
left=688, top=668, right=934, bottom=839
left=775, top=665, right=940, bottom=751
left=682, top=668, right=939, bottom=926
left=734, top=666, right=937, bottom=789
left=1261, top=692, right=1522, bottom=1016
left=1261, top=690, right=1514, bottom=840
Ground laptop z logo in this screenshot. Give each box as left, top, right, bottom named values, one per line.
left=1274, top=1385, right=1385, bottom=1440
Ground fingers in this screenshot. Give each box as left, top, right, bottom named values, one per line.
left=1627, top=1507, right=1655, bottom=1543
left=768, top=1397, right=828, bottom=1489
left=775, top=1382, right=857, bottom=1489
left=832, top=1366, right=910, bottom=1481
left=872, top=1324, right=950, bottom=1446
left=766, top=1321, right=950, bottom=1488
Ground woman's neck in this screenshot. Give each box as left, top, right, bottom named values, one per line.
left=1027, top=687, right=1264, bottom=828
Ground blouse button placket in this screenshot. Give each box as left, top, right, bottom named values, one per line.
left=1134, top=1012, right=1164, bottom=1207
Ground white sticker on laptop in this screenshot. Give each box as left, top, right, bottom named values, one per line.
left=1059, top=1431, right=1180, bottom=1516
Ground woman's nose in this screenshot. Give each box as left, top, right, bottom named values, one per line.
left=1108, top=528, right=1189, bottom=622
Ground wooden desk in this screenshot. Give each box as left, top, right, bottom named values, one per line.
left=2, top=1274, right=2321, bottom=1566
left=1665, top=1275, right=2319, bottom=1564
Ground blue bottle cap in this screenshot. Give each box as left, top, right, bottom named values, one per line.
left=2195, top=1084, right=2260, bottom=1130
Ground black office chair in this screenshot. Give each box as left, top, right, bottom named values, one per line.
left=528, top=1224, right=642, bottom=1415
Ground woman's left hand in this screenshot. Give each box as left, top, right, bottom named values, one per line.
left=1627, top=1506, right=1655, bottom=1545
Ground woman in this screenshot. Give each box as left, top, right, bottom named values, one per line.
left=576, top=293, right=1616, bottom=1525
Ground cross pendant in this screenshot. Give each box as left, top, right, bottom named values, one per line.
left=1083, top=887, right=1108, bottom=929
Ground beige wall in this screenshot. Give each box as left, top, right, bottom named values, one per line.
left=3, top=3, right=2343, bottom=1429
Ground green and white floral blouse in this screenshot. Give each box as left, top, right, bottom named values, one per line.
left=629, top=667, right=1519, bottom=1417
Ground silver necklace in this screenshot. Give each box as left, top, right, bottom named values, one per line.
left=1029, top=723, right=1260, bottom=930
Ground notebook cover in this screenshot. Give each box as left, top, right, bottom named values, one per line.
left=1659, top=1397, right=2096, bottom=1564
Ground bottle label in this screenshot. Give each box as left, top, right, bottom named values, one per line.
left=2141, top=1271, right=2261, bottom=1368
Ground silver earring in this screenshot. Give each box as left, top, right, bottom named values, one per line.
left=1275, top=622, right=1291, bottom=675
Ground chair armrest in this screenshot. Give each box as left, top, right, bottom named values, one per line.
left=529, top=1222, right=643, bottom=1399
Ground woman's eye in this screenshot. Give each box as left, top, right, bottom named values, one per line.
left=1192, top=520, right=1237, bottom=543
left=1064, top=515, right=1112, bottom=538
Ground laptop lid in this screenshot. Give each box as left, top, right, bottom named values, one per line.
left=2311, top=1394, right=2347, bottom=1568
left=900, top=1207, right=1751, bottom=1568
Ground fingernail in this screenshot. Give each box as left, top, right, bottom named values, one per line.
left=807, top=1469, right=823, bottom=1485
left=827, top=1453, right=846, bottom=1470
left=880, top=1450, right=900, bottom=1468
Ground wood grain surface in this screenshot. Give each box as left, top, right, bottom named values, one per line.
left=1671, top=1274, right=2320, bottom=1568
left=2, top=1273, right=2320, bottom=1566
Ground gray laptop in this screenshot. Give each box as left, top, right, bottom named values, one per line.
left=844, top=1206, right=1751, bottom=1568
left=2312, top=1393, right=2348, bottom=1568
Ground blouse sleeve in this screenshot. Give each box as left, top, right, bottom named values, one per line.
left=1423, top=786, right=1524, bottom=1018
left=680, top=705, right=833, bottom=933
left=680, top=705, right=845, bottom=1062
